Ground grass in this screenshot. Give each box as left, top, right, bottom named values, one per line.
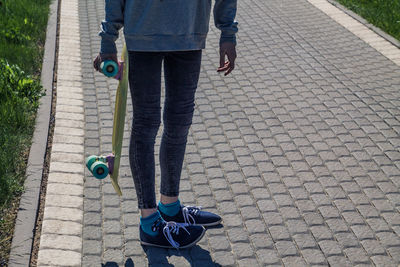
left=0, top=0, right=51, bottom=264
left=335, top=0, right=400, bottom=41
left=0, top=0, right=51, bottom=73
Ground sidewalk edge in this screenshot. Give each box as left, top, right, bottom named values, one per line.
left=328, top=0, right=400, bottom=49
left=308, top=0, right=400, bottom=67
left=8, top=0, right=58, bottom=266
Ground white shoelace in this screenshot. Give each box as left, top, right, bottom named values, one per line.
left=162, top=221, right=190, bottom=249
left=182, top=206, right=202, bottom=225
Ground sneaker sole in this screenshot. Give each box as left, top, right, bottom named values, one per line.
left=140, top=227, right=206, bottom=249
left=194, top=218, right=222, bottom=227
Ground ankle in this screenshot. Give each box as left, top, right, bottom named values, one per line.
left=158, top=199, right=181, bottom=217
left=160, top=195, right=179, bottom=205
left=141, top=208, right=158, bottom=218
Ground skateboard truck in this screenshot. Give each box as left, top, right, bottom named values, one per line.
left=85, top=154, right=116, bottom=179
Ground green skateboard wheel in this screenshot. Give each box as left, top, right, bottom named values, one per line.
left=86, top=155, right=98, bottom=169
left=91, top=161, right=109, bottom=179
left=101, top=60, right=119, bottom=77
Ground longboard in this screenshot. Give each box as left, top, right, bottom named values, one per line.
left=85, top=44, right=129, bottom=196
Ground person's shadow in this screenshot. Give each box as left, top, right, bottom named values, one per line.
left=102, top=258, right=135, bottom=267
left=103, top=245, right=220, bottom=266
left=103, top=225, right=223, bottom=266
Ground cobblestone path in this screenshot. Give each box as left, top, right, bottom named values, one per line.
left=76, top=0, right=400, bottom=266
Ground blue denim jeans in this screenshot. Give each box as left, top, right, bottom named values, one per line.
left=128, top=50, right=202, bottom=209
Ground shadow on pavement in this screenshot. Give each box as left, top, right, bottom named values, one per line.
left=102, top=258, right=133, bottom=266
left=103, top=258, right=135, bottom=267
left=143, top=244, right=221, bottom=266
left=103, top=225, right=224, bottom=266
left=102, top=245, right=220, bottom=266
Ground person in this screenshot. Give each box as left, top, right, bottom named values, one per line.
left=94, top=0, right=238, bottom=249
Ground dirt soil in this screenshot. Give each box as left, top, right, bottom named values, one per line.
left=0, top=197, right=21, bottom=267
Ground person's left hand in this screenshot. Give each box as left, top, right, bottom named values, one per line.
left=217, top=42, right=236, bottom=76
left=93, top=53, right=118, bottom=73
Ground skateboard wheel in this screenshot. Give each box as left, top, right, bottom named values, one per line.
left=101, top=60, right=119, bottom=77
left=85, top=155, right=98, bottom=169
left=91, top=161, right=109, bottom=179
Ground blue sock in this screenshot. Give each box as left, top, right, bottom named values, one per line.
left=158, top=199, right=181, bottom=217
left=140, top=211, right=162, bottom=236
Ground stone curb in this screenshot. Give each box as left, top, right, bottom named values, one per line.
left=328, top=0, right=400, bottom=49
left=8, top=0, right=58, bottom=265
left=308, top=0, right=400, bottom=66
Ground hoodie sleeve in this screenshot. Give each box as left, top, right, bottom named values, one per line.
left=99, top=0, right=125, bottom=54
left=213, top=0, right=238, bottom=45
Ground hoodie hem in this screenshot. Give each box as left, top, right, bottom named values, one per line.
left=125, top=34, right=207, bottom=52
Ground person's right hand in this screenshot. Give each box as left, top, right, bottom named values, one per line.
left=93, top=53, right=118, bottom=72
left=217, top=42, right=236, bottom=76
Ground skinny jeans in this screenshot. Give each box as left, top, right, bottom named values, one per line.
left=128, top=50, right=202, bottom=209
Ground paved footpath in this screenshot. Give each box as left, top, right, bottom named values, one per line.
left=37, top=0, right=400, bottom=266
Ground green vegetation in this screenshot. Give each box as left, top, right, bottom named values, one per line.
left=336, top=0, right=400, bottom=41
left=0, top=0, right=51, bottom=263
left=0, top=60, right=44, bottom=207
left=0, top=0, right=51, bottom=73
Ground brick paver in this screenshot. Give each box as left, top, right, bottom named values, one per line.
left=38, top=0, right=400, bottom=266
left=36, top=0, right=84, bottom=265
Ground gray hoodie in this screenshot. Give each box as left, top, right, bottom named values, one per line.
left=100, top=0, right=238, bottom=53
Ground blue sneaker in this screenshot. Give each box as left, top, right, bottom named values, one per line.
left=159, top=205, right=222, bottom=227
left=140, top=217, right=205, bottom=249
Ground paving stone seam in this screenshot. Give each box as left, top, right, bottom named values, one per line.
left=308, top=0, right=400, bottom=66
left=192, top=64, right=302, bottom=265
left=199, top=51, right=308, bottom=265
left=191, top=100, right=256, bottom=263
left=269, top=0, right=400, bottom=125
left=217, top=87, right=287, bottom=261
left=226, top=71, right=331, bottom=264
left=262, top=2, right=396, bottom=264
left=188, top=126, right=266, bottom=265
left=255, top=0, right=400, bottom=127
left=256, top=0, right=400, bottom=222
left=217, top=2, right=398, bottom=264
left=37, top=0, right=84, bottom=266
left=284, top=0, right=400, bottom=230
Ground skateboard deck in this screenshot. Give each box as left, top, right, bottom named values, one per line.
left=85, top=44, right=129, bottom=196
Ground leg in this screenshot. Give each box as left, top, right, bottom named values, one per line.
left=159, top=50, right=202, bottom=200
left=128, top=55, right=207, bottom=247
left=128, top=51, right=163, bottom=215
left=157, top=51, right=221, bottom=226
